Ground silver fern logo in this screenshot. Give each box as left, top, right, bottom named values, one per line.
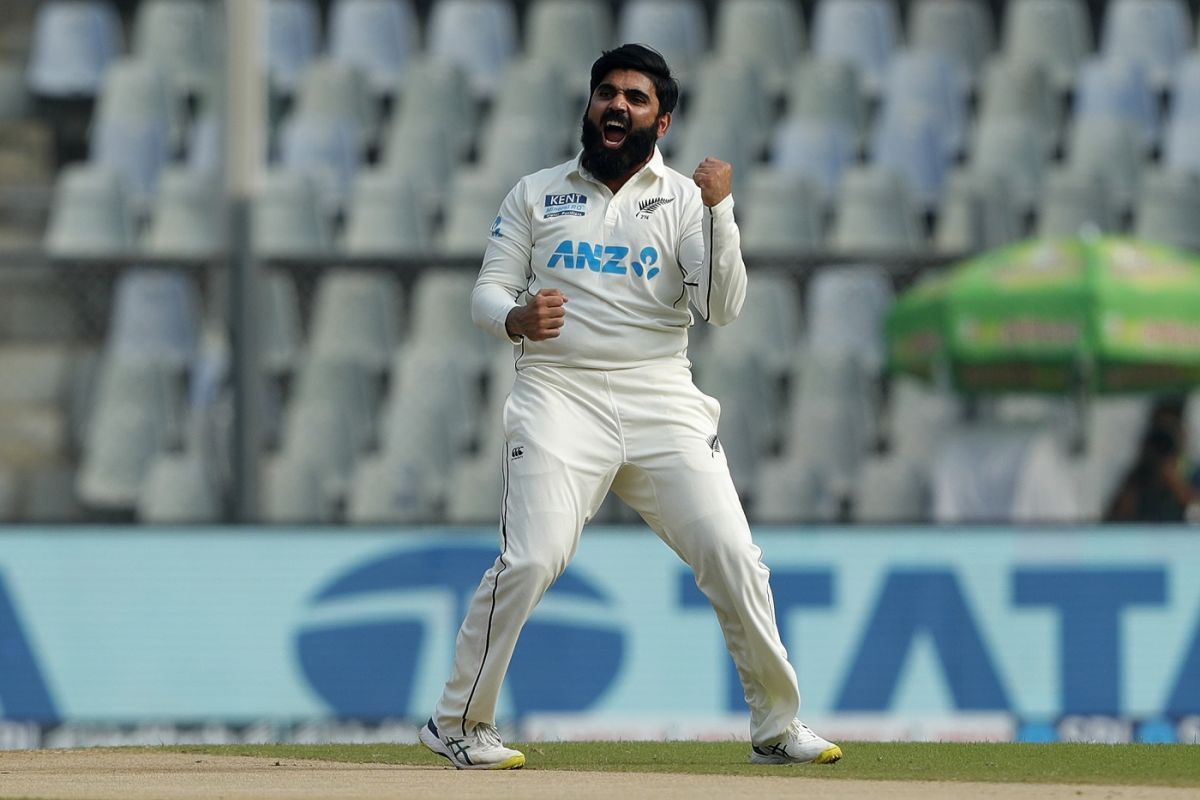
left=636, top=196, right=675, bottom=219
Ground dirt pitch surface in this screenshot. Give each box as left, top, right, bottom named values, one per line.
left=0, top=749, right=1195, bottom=800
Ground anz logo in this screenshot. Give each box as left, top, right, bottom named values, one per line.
left=547, top=240, right=660, bottom=279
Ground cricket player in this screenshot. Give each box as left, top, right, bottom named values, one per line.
left=419, top=44, right=841, bottom=770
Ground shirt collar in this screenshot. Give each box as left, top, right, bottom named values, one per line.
left=572, top=146, right=667, bottom=187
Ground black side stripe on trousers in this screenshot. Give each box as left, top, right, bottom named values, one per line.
left=460, top=440, right=512, bottom=735
left=704, top=208, right=714, bottom=322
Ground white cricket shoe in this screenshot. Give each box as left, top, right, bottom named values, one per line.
left=751, top=719, right=842, bottom=765
left=419, top=718, right=526, bottom=770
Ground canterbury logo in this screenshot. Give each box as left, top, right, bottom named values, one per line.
left=636, top=196, right=674, bottom=219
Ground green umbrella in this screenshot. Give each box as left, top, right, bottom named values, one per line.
left=886, top=236, right=1200, bottom=394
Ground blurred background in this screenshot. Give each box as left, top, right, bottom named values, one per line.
left=1, top=0, right=1199, bottom=527
left=0, top=0, right=1199, bottom=748
left=0, top=0, right=1198, bottom=526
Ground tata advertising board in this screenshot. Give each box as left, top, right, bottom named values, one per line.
left=0, top=527, right=1197, bottom=747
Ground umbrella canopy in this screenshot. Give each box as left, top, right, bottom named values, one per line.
left=886, top=236, right=1200, bottom=394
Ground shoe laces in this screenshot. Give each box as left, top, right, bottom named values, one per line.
left=788, top=719, right=819, bottom=744
left=473, top=723, right=503, bottom=748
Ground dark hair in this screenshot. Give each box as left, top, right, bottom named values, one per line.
left=589, top=43, right=679, bottom=115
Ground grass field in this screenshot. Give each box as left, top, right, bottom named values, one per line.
left=168, top=741, right=1200, bottom=787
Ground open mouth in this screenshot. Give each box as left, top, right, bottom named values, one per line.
left=602, top=119, right=629, bottom=148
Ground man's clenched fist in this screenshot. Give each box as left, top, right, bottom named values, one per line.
left=505, top=288, right=568, bottom=340
left=693, top=157, right=733, bottom=207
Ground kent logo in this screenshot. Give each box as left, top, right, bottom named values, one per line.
left=544, top=193, right=588, bottom=218
left=547, top=240, right=660, bottom=279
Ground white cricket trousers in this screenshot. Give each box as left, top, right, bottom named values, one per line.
left=432, top=362, right=801, bottom=745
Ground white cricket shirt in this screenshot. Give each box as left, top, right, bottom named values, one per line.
left=471, top=147, right=748, bottom=370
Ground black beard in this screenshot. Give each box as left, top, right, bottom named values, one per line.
left=580, top=111, right=659, bottom=183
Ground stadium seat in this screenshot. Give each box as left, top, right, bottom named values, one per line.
left=881, top=376, right=961, bottom=460
left=346, top=452, right=439, bottom=523
left=668, top=113, right=753, bottom=196
left=252, top=169, right=333, bottom=257
left=1076, top=396, right=1153, bottom=519
left=784, top=58, right=868, bottom=147
left=934, top=168, right=1022, bottom=253
left=307, top=269, right=402, bottom=375
left=877, top=49, right=969, bottom=159
left=1064, top=116, right=1143, bottom=213
left=1035, top=168, right=1115, bottom=238
left=738, top=168, right=826, bottom=254
left=0, top=63, right=30, bottom=121
left=804, top=265, right=893, bottom=374
left=524, top=0, right=613, bottom=98
left=341, top=167, right=430, bottom=256
left=692, top=348, right=782, bottom=468
left=27, top=0, right=123, bottom=98
left=278, top=113, right=362, bottom=214
left=1100, top=0, right=1192, bottom=91
left=769, top=116, right=856, bottom=199
left=286, top=57, right=377, bottom=153
left=615, top=0, right=709, bottom=81
left=713, top=0, right=805, bottom=97
left=76, top=358, right=184, bottom=510
left=444, top=451, right=504, bottom=524
left=437, top=167, right=519, bottom=258
left=968, top=116, right=1048, bottom=214
left=185, top=107, right=220, bottom=172
left=1169, top=55, right=1200, bottom=124
left=90, top=58, right=178, bottom=206
left=851, top=454, right=930, bottom=523
left=829, top=166, right=924, bottom=254
left=1163, top=119, right=1200, bottom=178
left=328, top=0, right=419, bottom=96
left=261, top=452, right=332, bottom=522
left=752, top=454, right=837, bottom=523
left=976, top=56, right=1061, bottom=156
left=1002, top=0, right=1092, bottom=92
left=386, top=58, right=477, bottom=162
left=426, top=0, right=518, bottom=97
left=478, top=60, right=576, bottom=163
left=264, top=0, right=320, bottom=97
left=279, top=392, right=366, bottom=505
left=136, top=450, right=221, bottom=523
left=1133, top=168, right=1200, bottom=251
left=870, top=106, right=951, bottom=210
left=379, top=118, right=458, bottom=222
left=786, top=348, right=879, bottom=504
left=811, top=0, right=901, bottom=97
left=908, top=0, right=994, bottom=92
left=44, top=164, right=137, bottom=256
left=143, top=168, right=223, bottom=256
left=378, top=346, right=481, bottom=485
left=1073, top=58, right=1159, bottom=155
left=473, top=347, right=519, bottom=454
left=288, top=357, right=381, bottom=453
left=405, top=267, right=495, bottom=368
left=931, top=425, right=1083, bottom=523
left=703, top=270, right=804, bottom=381
left=261, top=269, right=303, bottom=379
left=107, top=267, right=202, bottom=371
left=132, top=0, right=218, bottom=100
left=687, top=56, right=775, bottom=154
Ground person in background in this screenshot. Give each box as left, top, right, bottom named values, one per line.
left=1106, top=399, right=1197, bottom=522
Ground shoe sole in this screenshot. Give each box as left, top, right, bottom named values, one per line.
left=419, top=725, right=526, bottom=770
left=751, top=744, right=843, bottom=765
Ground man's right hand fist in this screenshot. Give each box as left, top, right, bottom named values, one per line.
left=505, top=288, right=568, bottom=340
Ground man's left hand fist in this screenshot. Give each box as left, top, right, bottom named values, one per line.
left=693, top=157, right=733, bottom=207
